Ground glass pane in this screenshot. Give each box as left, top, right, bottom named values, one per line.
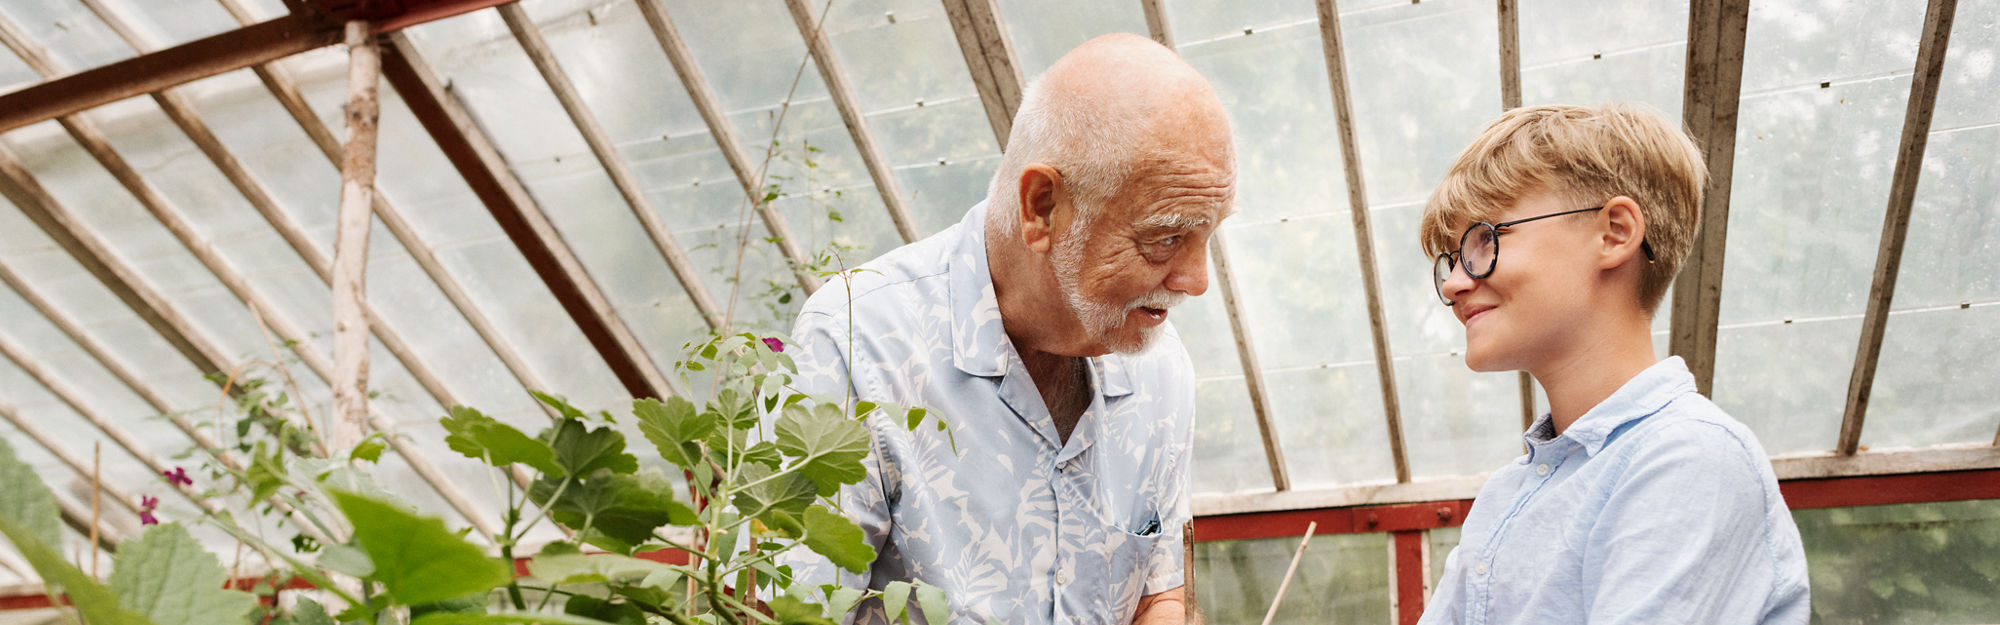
left=0, top=0, right=134, bottom=73
left=1193, top=533, right=1391, bottom=625
left=1427, top=526, right=1462, bottom=588
left=1796, top=499, right=2000, bottom=624
left=823, top=0, right=999, bottom=238
left=994, top=0, right=1148, bottom=80
left=1713, top=0, right=1929, bottom=455
left=90, top=0, right=240, bottom=50
left=1867, top=0, right=2000, bottom=449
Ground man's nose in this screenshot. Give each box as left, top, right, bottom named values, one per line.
left=1166, top=241, right=1211, bottom=297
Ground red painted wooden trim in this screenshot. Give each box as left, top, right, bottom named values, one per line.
left=0, top=576, right=313, bottom=611
left=371, top=0, right=516, bottom=34
left=1779, top=468, right=2000, bottom=510
left=1193, top=500, right=1474, bottom=543
left=1391, top=531, right=1427, bottom=625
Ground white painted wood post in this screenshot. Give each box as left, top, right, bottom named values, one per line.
left=332, top=20, right=379, bottom=452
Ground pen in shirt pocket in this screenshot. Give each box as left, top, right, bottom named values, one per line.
left=1136, top=518, right=1161, bottom=536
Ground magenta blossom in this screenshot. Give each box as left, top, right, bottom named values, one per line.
left=138, top=495, right=160, bottom=526
left=162, top=466, right=193, bottom=488
left=762, top=337, right=785, bottom=353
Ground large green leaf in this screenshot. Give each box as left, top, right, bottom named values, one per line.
left=767, top=595, right=836, bottom=625
left=0, top=439, right=61, bottom=550
left=529, top=470, right=698, bottom=553
left=914, top=581, right=949, bottom=625
left=274, top=598, right=335, bottom=625
left=561, top=595, right=645, bottom=625
left=330, top=490, right=512, bottom=606
left=730, top=465, right=816, bottom=529
left=774, top=404, right=870, bottom=496
left=540, top=419, right=639, bottom=477
left=525, top=553, right=683, bottom=587
left=109, top=523, right=257, bottom=625
left=0, top=440, right=153, bottom=625
left=801, top=507, right=875, bottom=575
left=632, top=397, right=713, bottom=470
left=441, top=406, right=563, bottom=477
left=410, top=613, right=624, bottom=625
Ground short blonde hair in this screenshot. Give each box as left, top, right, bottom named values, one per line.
left=1420, top=103, right=1707, bottom=314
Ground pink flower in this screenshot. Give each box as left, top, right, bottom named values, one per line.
left=138, top=495, right=160, bottom=526
left=162, top=467, right=192, bottom=488
left=762, top=337, right=785, bottom=353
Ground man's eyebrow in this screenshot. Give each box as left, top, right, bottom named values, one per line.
left=1136, top=212, right=1214, bottom=230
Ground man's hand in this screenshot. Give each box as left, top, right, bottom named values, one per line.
left=1131, top=587, right=1186, bottom=625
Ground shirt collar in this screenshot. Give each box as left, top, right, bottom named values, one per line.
left=946, top=201, right=1133, bottom=397
left=1524, top=356, right=1698, bottom=458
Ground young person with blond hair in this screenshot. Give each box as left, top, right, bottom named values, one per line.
left=1416, top=104, right=1810, bottom=624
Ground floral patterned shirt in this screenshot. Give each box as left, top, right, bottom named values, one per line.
left=782, top=202, right=1195, bottom=624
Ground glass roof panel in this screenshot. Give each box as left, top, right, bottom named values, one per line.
left=822, top=0, right=998, bottom=238
left=1713, top=0, right=1928, bottom=455
left=89, top=0, right=240, bottom=50
left=1868, top=1, right=2000, bottom=449
left=994, top=0, right=1147, bottom=79
left=0, top=43, right=37, bottom=92
left=0, top=0, right=133, bottom=74
left=405, top=8, right=712, bottom=393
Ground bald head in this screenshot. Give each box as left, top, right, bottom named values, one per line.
left=988, top=34, right=1234, bottom=234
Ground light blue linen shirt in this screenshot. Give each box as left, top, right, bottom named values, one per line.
left=781, top=202, right=1195, bottom=624
left=1419, top=357, right=1810, bottom=625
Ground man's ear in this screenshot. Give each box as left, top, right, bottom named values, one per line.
left=1599, top=195, right=1648, bottom=270
left=1017, top=163, right=1065, bottom=255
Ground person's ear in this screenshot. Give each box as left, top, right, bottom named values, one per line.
left=1598, top=196, right=1648, bottom=270
left=1017, top=163, right=1066, bottom=255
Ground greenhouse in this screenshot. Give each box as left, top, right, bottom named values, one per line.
left=0, top=0, right=1994, bottom=623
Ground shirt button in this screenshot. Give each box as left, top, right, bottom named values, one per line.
left=1056, top=568, right=1072, bottom=585
left=1536, top=463, right=1551, bottom=477
left=1474, top=561, right=1489, bottom=576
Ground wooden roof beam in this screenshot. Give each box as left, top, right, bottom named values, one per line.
left=1315, top=0, right=1411, bottom=483
left=782, top=0, right=922, bottom=243
left=380, top=32, right=676, bottom=401
left=1840, top=0, right=1959, bottom=455
left=1667, top=0, right=1750, bottom=395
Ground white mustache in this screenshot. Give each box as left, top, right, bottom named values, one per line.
left=1125, top=290, right=1185, bottom=312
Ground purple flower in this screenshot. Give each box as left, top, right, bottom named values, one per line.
left=139, top=495, right=160, bottom=526
left=762, top=337, right=785, bottom=353
left=162, top=467, right=192, bottom=488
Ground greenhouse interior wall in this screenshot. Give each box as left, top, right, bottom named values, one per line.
left=0, top=0, right=1994, bottom=623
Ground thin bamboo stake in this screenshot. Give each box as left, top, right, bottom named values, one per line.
left=331, top=20, right=380, bottom=452
left=91, top=442, right=101, bottom=579
left=1260, top=521, right=1318, bottom=625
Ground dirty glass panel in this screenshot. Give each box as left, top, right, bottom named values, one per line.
left=1713, top=0, right=1928, bottom=455
left=1797, top=499, right=2000, bottom=624
left=1194, top=533, right=1391, bottom=625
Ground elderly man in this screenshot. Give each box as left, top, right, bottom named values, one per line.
left=784, top=33, right=1235, bottom=624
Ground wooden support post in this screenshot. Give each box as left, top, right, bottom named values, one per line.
left=1315, top=0, right=1411, bottom=483
left=1839, top=0, right=1959, bottom=456
left=1495, top=0, right=1535, bottom=431
left=1391, top=530, right=1429, bottom=625
left=782, top=0, right=923, bottom=243
left=940, top=0, right=1025, bottom=149
left=1668, top=0, right=1750, bottom=396
left=332, top=20, right=380, bottom=452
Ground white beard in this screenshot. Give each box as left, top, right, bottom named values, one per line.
left=1051, top=226, right=1185, bottom=354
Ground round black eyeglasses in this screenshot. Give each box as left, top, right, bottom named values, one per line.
left=1431, top=206, right=1656, bottom=306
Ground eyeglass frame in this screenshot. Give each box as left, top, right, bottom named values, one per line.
left=1431, top=206, right=1657, bottom=306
